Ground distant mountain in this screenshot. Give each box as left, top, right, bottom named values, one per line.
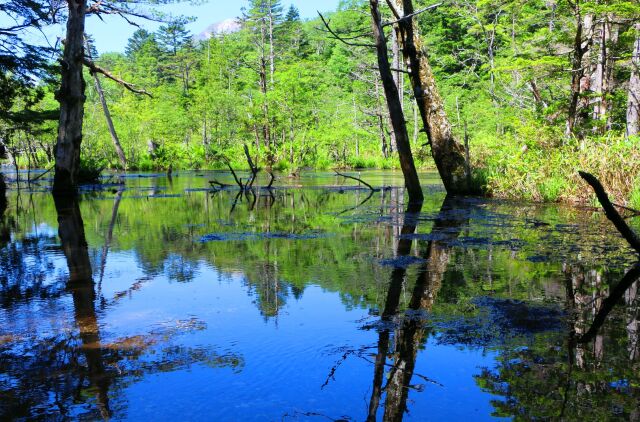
left=196, top=19, right=241, bottom=40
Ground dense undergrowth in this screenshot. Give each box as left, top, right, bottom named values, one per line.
left=472, top=134, right=640, bottom=206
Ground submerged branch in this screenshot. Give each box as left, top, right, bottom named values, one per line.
left=334, top=171, right=378, bottom=192
left=579, top=171, right=640, bottom=254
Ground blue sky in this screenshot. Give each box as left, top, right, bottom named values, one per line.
left=81, top=0, right=343, bottom=54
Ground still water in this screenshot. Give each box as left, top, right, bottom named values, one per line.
left=0, top=170, right=639, bottom=420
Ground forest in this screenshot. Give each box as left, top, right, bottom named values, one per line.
left=0, top=0, right=639, bottom=203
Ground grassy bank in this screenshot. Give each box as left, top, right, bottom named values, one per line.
left=472, top=134, right=640, bottom=207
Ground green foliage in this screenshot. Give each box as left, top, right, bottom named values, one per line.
left=4, top=0, right=639, bottom=205
left=77, top=156, right=105, bottom=184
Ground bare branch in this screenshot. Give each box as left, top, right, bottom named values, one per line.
left=335, top=171, right=378, bottom=192
left=317, top=12, right=376, bottom=49
left=82, top=58, right=153, bottom=97
left=382, top=3, right=443, bottom=27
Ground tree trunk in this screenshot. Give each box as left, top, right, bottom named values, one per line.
left=394, top=0, right=473, bottom=194
left=374, top=78, right=389, bottom=158
left=92, top=74, right=127, bottom=168
left=268, top=3, right=275, bottom=86
left=259, top=21, right=271, bottom=165
left=369, top=0, right=423, bottom=203
left=53, top=0, right=87, bottom=195
left=592, top=16, right=618, bottom=131
left=627, top=23, right=640, bottom=138
left=389, top=27, right=402, bottom=155
left=566, top=3, right=587, bottom=136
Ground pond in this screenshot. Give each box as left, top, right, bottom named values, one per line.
left=0, top=170, right=639, bottom=420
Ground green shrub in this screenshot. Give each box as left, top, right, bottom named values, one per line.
left=77, top=157, right=105, bottom=184
left=538, top=176, right=566, bottom=202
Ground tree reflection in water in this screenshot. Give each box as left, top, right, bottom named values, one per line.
left=1, top=174, right=640, bottom=420
left=366, top=195, right=468, bottom=421
left=0, top=195, right=244, bottom=419
left=476, top=258, right=640, bottom=419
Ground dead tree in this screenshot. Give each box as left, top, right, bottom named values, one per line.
left=85, top=36, right=127, bottom=169
left=209, top=144, right=274, bottom=191
left=53, top=0, right=88, bottom=196
left=53, top=1, right=154, bottom=195
left=369, top=0, right=424, bottom=203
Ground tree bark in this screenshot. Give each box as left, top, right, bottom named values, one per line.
left=374, top=78, right=389, bottom=158
left=393, top=0, right=473, bottom=194
left=627, top=23, right=640, bottom=138
left=53, top=0, right=87, bottom=195
left=389, top=27, right=402, bottom=155
left=592, top=16, right=618, bottom=131
left=369, top=0, right=423, bottom=203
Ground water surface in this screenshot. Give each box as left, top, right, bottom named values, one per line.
left=0, top=170, right=638, bottom=420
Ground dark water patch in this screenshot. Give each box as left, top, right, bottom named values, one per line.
left=434, top=297, right=566, bottom=348
left=200, top=230, right=328, bottom=242
left=119, top=173, right=168, bottom=178
left=378, top=255, right=426, bottom=268
left=526, top=255, right=552, bottom=263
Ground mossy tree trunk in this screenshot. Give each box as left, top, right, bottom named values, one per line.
left=392, top=0, right=474, bottom=195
